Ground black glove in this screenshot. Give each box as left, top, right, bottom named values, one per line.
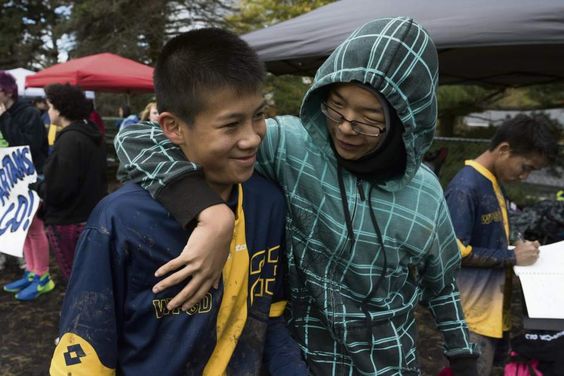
left=28, top=181, right=45, bottom=200
left=449, top=356, right=478, bottom=376
left=28, top=182, right=39, bottom=192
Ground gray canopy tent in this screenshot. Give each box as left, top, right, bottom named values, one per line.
left=242, top=0, right=564, bottom=86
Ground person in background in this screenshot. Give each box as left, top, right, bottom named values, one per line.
left=46, top=122, right=61, bottom=153
left=36, top=96, right=59, bottom=154
left=140, top=100, right=159, bottom=123
left=36, top=83, right=107, bottom=281
left=0, top=72, right=48, bottom=174
left=445, top=114, right=559, bottom=375
left=0, top=70, right=53, bottom=301
left=32, top=97, right=50, bottom=127
left=115, top=18, right=478, bottom=375
left=117, top=104, right=139, bottom=130
left=87, top=99, right=106, bottom=140
left=50, top=28, right=306, bottom=375
left=0, top=92, right=11, bottom=272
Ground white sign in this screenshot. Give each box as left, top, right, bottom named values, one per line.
left=0, top=146, right=40, bottom=257
left=514, top=240, right=564, bottom=319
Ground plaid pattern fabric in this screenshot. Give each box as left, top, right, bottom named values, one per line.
left=114, top=17, right=477, bottom=374
left=258, top=117, right=475, bottom=374
left=257, top=18, right=475, bottom=373
left=114, top=121, right=197, bottom=194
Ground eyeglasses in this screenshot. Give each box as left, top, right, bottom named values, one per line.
left=321, top=101, right=386, bottom=137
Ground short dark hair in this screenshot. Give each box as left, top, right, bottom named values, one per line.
left=154, top=28, right=265, bottom=125
left=45, top=84, right=90, bottom=122
left=119, top=104, right=132, bottom=117
left=490, top=113, right=559, bottom=163
left=32, top=97, right=46, bottom=105
left=0, top=71, right=18, bottom=100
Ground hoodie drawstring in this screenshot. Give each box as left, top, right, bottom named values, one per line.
left=337, top=164, right=355, bottom=249
left=337, top=167, right=388, bottom=360
left=365, top=185, right=388, bottom=306
left=336, top=166, right=388, bottom=322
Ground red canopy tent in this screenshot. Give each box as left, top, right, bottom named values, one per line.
left=25, top=53, right=154, bottom=92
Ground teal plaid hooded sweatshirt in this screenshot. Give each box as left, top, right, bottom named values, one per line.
left=115, top=17, right=476, bottom=375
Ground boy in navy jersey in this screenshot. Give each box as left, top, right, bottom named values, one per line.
left=445, top=114, right=558, bottom=375
left=50, top=28, right=307, bottom=375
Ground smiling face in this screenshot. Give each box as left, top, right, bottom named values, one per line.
left=324, top=84, right=388, bottom=160
left=162, top=87, right=267, bottom=199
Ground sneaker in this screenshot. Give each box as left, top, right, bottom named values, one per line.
left=3, top=270, right=35, bottom=293
left=15, top=273, right=55, bottom=301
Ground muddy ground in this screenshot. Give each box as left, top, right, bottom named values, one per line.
left=0, top=253, right=518, bottom=375
left=0, top=255, right=65, bottom=375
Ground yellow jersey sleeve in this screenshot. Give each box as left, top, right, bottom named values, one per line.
left=50, top=333, right=115, bottom=376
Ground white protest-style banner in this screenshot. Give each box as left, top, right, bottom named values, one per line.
left=0, top=146, right=40, bottom=257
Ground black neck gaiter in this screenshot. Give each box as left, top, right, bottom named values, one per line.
left=332, top=104, right=407, bottom=182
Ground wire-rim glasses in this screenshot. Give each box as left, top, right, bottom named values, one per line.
left=320, top=102, right=386, bottom=137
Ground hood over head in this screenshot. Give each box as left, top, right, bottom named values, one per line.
left=300, top=17, right=439, bottom=191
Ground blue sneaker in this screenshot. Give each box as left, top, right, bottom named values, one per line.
left=3, top=271, right=35, bottom=293
left=15, top=273, right=55, bottom=301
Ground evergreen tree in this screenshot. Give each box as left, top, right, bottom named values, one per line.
left=0, top=0, right=67, bottom=69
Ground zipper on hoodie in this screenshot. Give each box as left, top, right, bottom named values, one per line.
left=332, top=170, right=358, bottom=336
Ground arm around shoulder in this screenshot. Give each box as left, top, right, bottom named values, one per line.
left=114, top=121, right=225, bottom=228
left=116, top=123, right=234, bottom=310
left=114, top=121, right=201, bottom=199
left=158, top=172, right=225, bottom=228
left=151, top=200, right=235, bottom=311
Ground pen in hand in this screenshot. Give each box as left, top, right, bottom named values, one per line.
left=514, top=231, right=541, bottom=266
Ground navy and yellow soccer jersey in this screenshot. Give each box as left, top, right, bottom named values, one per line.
left=445, top=161, right=515, bottom=339
left=50, top=175, right=307, bottom=375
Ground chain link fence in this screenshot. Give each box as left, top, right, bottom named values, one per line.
left=427, top=137, right=564, bottom=206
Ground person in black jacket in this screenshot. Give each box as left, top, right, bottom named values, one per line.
left=39, top=83, right=107, bottom=280
left=1, top=70, right=54, bottom=301
left=0, top=73, right=49, bottom=173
